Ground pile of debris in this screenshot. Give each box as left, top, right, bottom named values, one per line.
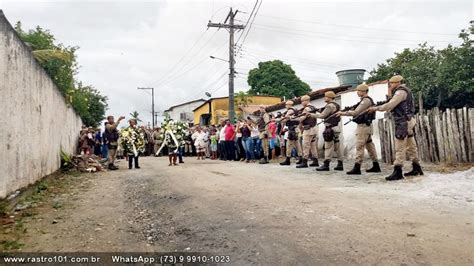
left=68, top=155, right=108, bottom=173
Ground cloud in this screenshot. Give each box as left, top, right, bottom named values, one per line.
left=1, top=0, right=471, bottom=125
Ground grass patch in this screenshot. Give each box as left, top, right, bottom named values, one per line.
left=1, top=240, right=25, bottom=250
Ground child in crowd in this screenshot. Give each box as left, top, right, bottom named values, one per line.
left=210, top=129, right=218, bottom=160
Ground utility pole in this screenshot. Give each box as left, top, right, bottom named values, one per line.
left=137, top=87, right=155, bottom=128
left=207, top=8, right=244, bottom=123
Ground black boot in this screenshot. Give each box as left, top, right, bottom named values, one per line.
left=108, top=164, right=118, bottom=170
left=128, top=156, right=133, bottom=169
left=134, top=156, right=140, bottom=169
left=309, top=158, right=319, bottom=167
left=334, top=160, right=344, bottom=171
left=404, top=162, right=424, bottom=176
left=386, top=165, right=404, bottom=181
left=316, top=160, right=330, bottom=171
left=366, top=161, right=381, bottom=173
left=346, top=163, right=361, bottom=175
left=280, top=157, right=291, bottom=166
left=259, top=156, right=269, bottom=164
left=295, top=157, right=302, bottom=165
left=296, top=158, right=308, bottom=168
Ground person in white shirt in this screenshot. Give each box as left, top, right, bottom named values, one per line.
left=192, top=126, right=207, bottom=160
left=218, top=120, right=227, bottom=160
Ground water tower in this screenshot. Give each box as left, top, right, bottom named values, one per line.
left=336, top=69, right=366, bottom=87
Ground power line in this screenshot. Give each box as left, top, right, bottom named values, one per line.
left=257, top=14, right=458, bottom=36
left=235, top=0, right=259, bottom=44
left=251, top=24, right=429, bottom=47
left=156, top=39, right=228, bottom=89
left=154, top=31, right=221, bottom=87
left=151, top=29, right=210, bottom=86
left=236, top=0, right=263, bottom=53
left=251, top=22, right=453, bottom=43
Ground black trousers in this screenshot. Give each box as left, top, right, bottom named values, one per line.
left=128, top=155, right=139, bottom=169
left=236, top=137, right=245, bottom=160
left=224, top=141, right=236, bottom=161
left=219, top=142, right=226, bottom=160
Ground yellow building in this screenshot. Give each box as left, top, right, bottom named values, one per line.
left=193, top=95, right=282, bottom=125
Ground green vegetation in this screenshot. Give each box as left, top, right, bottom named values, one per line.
left=247, top=60, right=311, bottom=99
left=14, top=22, right=108, bottom=127
left=368, top=22, right=473, bottom=109
left=129, top=111, right=142, bottom=122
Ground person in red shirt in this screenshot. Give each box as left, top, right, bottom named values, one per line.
left=224, top=120, right=236, bottom=161
left=267, top=115, right=278, bottom=161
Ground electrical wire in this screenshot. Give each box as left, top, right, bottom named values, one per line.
left=257, top=14, right=458, bottom=36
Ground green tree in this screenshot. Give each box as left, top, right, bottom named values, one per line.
left=234, top=91, right=253, bottom=107
left=129, top=111, right=142, bottom=122
left=15, top=22, right=108, bottom=126
left=70, top=83, right=108, bottom=127
left=247, top=60, right=311, bottom=99
left=367, top=22, right=473, bottom=109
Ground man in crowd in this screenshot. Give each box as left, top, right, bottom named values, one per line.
left=293, top=95, right=319, bottom=168
left=309, top=91, right=344, bottom=171
left=367, top=75, right=423, bottom=181
left=104, top=115, right=125, bottom=170
left=337, top=84, right=381, bottom=175
left=279, top=100, right=302, bottom=166
left=257, top=105, right=271, bottom=164
left=224, top=120, right=236, bottom=161
left=153, top=127, right=161, bottom=156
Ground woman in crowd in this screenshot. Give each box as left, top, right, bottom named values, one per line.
left=241, top=119, right=254, bottom=163
left=235, top=120, right=246, bottom=161
left=192, top=126, right=207, bottom=160
left=268, top=115, right=277, bottom=161
left=250, top=120, right=261, bottom=161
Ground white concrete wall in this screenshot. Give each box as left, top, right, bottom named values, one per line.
left=340, top=83, right=388, bottom=159
left=269, top=84, right=388, bottom=160
left=0, top=12, right=83, bottom=198
left=164, top=100, right=205, bottom=123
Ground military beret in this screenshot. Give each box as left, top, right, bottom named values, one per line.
left=324, top=91, right=336, bottom=98
left=285, top=100, right=294, bottom=105
left=389, top=75, right=403, bottom=83
left=301, top=95, right=310, bottom=101
left=356, top=84, right=369, bottom=92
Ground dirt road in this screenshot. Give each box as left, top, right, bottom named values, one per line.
left=15, top=157, right=474, bottom=265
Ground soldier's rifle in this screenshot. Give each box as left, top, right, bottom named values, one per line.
left=343, top=100, right=389, bottom=125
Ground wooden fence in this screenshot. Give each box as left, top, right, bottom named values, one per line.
left=378, top=107, right=474, bottom=164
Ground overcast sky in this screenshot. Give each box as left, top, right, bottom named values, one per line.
left=1, top=0, right=472, bottom=125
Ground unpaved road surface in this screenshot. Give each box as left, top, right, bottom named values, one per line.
left=16, top=157, right=474, bottom=265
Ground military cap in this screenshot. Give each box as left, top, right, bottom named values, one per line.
left=356, top=84, right=369, bottom=92
left=389, top=75, right=403, bottom=83
left=301, top=95, right=310, bottom=101
left=324, top=91, right=336, bottom=98
left=285, top=100, right=294, bottom=105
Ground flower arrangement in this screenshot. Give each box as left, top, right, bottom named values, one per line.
left=120, top=126, right=145, bottom=156
left=156, top=118, right=189, bottom=155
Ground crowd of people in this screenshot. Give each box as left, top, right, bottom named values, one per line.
left=79, top=75, right=423, bottom=181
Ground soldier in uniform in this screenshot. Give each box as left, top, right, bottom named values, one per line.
left=292, top=95, right=319, bottom=168
left=257, top=105, right=271, bottom=164
left=337, top=84, right=381, bottom=175
left=367, top=75, right=423, bottom=181
left=309, top=91, right=344, bottom=171
left=104, top=115, right=125, bottom=170
left=279, top=100, right=302, bottom=166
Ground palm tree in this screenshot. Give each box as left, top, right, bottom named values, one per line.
left=129, top=111, right=142, bottom=122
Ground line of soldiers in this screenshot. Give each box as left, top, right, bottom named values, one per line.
left=256, top=74, right=424, bottom=181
